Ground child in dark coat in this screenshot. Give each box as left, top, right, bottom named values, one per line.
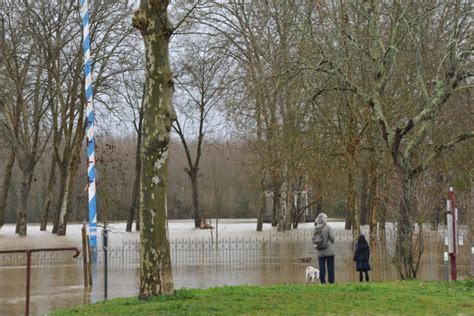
left=353, top=234, right=370, bottom=282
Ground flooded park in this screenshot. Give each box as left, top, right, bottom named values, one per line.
left=1, top=0, right=473, bottom=315
left=1, top=219, right=472, bottom=315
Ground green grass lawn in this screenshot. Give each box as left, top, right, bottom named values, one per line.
left=52, top=280, right=474, bottom=316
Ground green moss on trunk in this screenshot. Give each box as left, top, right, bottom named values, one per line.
left=133, top=1, right=175, bottom=298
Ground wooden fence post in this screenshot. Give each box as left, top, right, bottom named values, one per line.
left=81, top=221, right=89, bottom=287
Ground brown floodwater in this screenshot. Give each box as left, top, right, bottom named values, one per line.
left=1, top=234, right=458, bottom=316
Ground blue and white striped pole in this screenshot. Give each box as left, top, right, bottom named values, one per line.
left=80, top=0, right=97, bottom=261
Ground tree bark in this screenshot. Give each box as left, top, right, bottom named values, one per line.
left=378, top=177, right=387, bottom=243
left=52, top=166, right=67, bottom=234
left=277, top=166, right=291, bottom=231
left=127, top=114, right=143, bottom=232
left=15, top=171, right=33, bottom=236
left=359, top=168, right=369, bottom=226
left=271, top=180, right=279, bottom=227
left=133, top=1, right=175, bottom=298
left=40, top=154, right=57, bottom=231
left=0, top=150, right=15, bottom=227
left=57, top=162, right=78, bottom=235
left=292, top=187, right=303, bottom=229
left=54, top=90, right=84, bottom=235
left=367, top=151, right=378, bottom=246
left=256, top=178, right=265, bottom=231
left=188, top=168, right=201, bottom=228
left=396, top=175, right=418, bottom=279
left=346, top=149, right=360, bottom=241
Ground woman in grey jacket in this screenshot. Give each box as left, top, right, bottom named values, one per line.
left=313, top=213, right=335, bottom=283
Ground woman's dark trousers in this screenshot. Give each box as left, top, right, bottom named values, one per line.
left=318, top=256, right=335, bottom=284
left=359, top=271, right=369, bottom=282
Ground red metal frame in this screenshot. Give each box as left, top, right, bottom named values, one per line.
left=0, top=247, right=80, bottom=315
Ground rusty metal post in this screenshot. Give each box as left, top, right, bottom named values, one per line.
left=82, top=221, right=89, bottom=287
left=87, top=238, right=93, bottom=286
left=26, top=250, right=31, bottom=316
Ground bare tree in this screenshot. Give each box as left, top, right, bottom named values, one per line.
left=297, top=0, right=473, bottom=278
left=173, top=40, right=229, bottom=228
left=0, top=11, right=16, bottom=228
left=112, top=70, right=145, bottom=233
left=198, top=1, right=319, bottom=231
left=53, top=1, right=137, bottom=235
left=1, top=2, right=53, bottom=235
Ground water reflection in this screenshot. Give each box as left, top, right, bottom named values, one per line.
left=0, top=233, right=450, bottom=315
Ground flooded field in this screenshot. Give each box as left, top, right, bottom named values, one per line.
left=0, top=219, right=471, bottom=315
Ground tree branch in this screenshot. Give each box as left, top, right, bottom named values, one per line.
left=412, top=131, right=474, bottom=176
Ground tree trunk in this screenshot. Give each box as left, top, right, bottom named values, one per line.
left=277, top=166, right=291, bottom=231
left=127, top=122, right=142, bottom=232
left=135, top=206, right=140, bottom=231
left=57, top=164, right=76, bottom=236
left=255, top=96, right=264, bottom=232
left=52, top=166, right=67, bottom=234
left=0, top=150, right=15, bottom=227
left=133, top=2, right=175, bottom=298
left=15, top=172, right=33, bottom=236
left=345, top=159, right=353, bottom=230
left=396, top=175, right=418, bottom=279
left=271, top=180, right=279, bottom=227
left=359, top=168, right=369, bottom=225
left=367, top=153, right=378, bottom=246
left=316, top=197, right=322, bottom=214
left=40, top=154, right=57, bottom=231
left=344, top=213, right=352, bottom=230
left=379, top=179, right=387, bottom=243
left=127, top=172, right=139, bottom=232
left=256, top=178, right=265, bottom=232
left=189, top=169, right=201, bottom=228
left=431, top=173, right=444, bottom=230
left=347, top=150, right=360, bottom=240
left=292, top=190, right=301, bottom=229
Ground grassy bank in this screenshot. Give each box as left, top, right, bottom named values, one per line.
left=52, top=280, right=473, bottom=315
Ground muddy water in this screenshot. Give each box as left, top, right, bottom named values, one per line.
left=0, top=236, right=449, bottom=316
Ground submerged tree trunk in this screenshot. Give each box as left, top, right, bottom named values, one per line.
left=396, top=175, right=419, bottom=279
left=57, top=162, right=78, bottom=235
left=367, top=151, right=378, bottom=246
left=15, top=171, right=33, bottom=236
left=133, top=1, right=175, bottom=298
left=292, top=184, right=303, bottom=229
left=256, top=177, right=266, bottom=232
left=127, top=115, right=143, bottom=232
left=40, top=154, right=57, bottom=231
left=0, top=150, right=15, bottom=227
left=52, top=167, right=67, bottom=234
left=359, top=168, right=369, bottom=226
left=54, top=95, right=84, bottom=235
left=127, top=166, right=140, bottom=232
left=277, top=166, right=291, bottom=231
left=346, top=149, right=360, bottom=240
left=188, top=168, right=201, bottom=228
left=271, top=180, right=279, bottom=227
left=379, top=178, right=387, bottom=243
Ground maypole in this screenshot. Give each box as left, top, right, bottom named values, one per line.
left=80, top=0, right=97, bottom=260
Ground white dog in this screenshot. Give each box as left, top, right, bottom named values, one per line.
left=305, top=266, right=320, bottom=284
